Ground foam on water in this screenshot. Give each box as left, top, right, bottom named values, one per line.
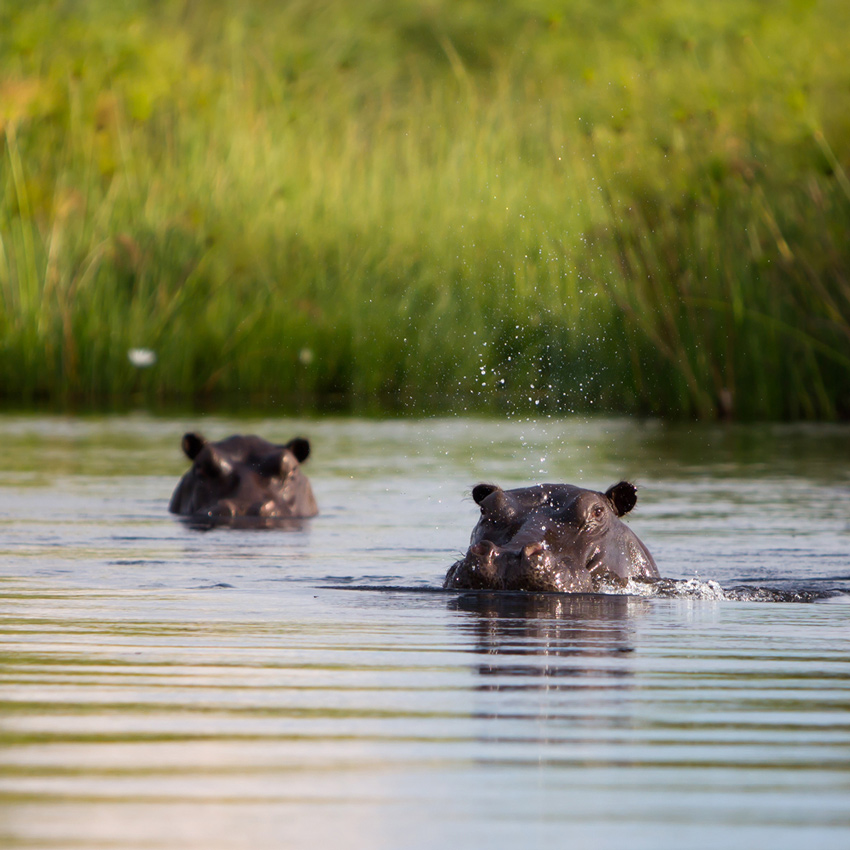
left=609, top=575, right=837, bottom=603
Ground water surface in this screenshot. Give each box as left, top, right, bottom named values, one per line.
left=1, top=415, right=848, bottom=849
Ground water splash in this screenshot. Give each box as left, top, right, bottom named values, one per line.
left=602, top=575, right=835, bottom=603
left=617, top=576, right=728, bottom=600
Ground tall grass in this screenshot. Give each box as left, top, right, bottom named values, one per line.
left=1, top=0, right=849, bottom=418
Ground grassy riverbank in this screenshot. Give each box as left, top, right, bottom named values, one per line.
left=1, top=0, right=849, bottom=419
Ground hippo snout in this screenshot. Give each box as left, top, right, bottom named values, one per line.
left=456, top=540, right=504, bottom=586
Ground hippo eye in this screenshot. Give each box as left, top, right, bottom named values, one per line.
left=592, top=504, right=605, bottom=519
left=197, top=449, right=233, bottom=480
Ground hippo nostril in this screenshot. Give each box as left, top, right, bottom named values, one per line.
left=209, top=501, right=237, bottom=518
left=242, top=500, right=279, bottom=517
left=256, top=501, right=279, bottom=517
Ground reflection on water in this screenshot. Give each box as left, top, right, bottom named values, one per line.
left=450, top=592, right=640, bottom=689
left=0, top=415, right=849, bottom=850
left=176, top=515, right=313, bottom=532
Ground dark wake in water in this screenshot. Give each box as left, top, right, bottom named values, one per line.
left=327, top=577, right=845, bottom=603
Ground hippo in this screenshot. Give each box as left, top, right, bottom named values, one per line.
left=443, top=481, right=658, bottom=592
left=169, top=433, right=318, bottom=522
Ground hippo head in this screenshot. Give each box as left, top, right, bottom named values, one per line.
left=168, top=433, right=318, bottom=522
left=444, top=481, right=658, bottom=592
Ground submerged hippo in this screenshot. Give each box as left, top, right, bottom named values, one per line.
left=169, top=433, right=318, bottom=521
left=444, top=481, right=658, bottom=592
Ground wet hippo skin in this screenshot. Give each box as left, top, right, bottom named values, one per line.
left=169, top=433, right=318, bottom=520
left=444, top=481, right=658, bottom=592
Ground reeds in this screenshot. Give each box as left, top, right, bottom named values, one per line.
left=1, top=0, right=848, bottom=418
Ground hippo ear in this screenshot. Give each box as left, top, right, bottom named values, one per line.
left=605, top=481, right=637, bottom=517
left=472, top=483, right=500, bottom=506
left=285, top=437, right=310, bottom=463
left=182, top=432, right=206, bottom=460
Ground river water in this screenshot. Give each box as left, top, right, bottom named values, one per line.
left=1, top=414, right=848, bottom=849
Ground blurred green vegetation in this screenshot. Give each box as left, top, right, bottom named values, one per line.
left=1, top=0, right=848, bottom=419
